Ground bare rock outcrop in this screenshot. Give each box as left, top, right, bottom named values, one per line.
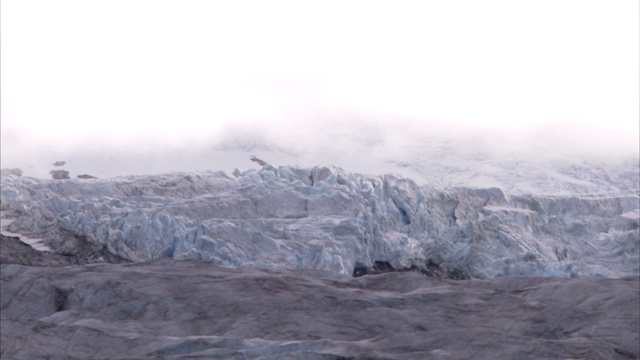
left=77, top=174, right=98, bottom=179
left=49, top=169, right=70, bottom=180
left=250, top=155, right=268, bottom=166
left=0, top=234, right=128, bottom=266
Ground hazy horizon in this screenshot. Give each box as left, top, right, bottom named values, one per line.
left=2, top=1, right=639, bottom=178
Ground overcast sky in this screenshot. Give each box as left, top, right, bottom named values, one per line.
left=1, top=0, right=639, bottom=175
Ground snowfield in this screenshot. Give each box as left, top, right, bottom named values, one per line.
left=1, top=162, right=638, bottom=279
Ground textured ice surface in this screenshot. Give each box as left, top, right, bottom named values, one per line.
left=2, top=257, right=638, bottom=359
left=1, top=164, right=638, bottom=278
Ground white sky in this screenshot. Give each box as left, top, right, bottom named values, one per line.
left=1, top=0, right=639, bottom=172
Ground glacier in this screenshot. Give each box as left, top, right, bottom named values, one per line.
left=1, top=163, right=638, bottom=279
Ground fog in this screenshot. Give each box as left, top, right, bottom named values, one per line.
left=2, top=0, right=638, bottom=180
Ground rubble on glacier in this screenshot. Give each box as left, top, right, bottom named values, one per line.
left=1, top=249, right=638, bottom=359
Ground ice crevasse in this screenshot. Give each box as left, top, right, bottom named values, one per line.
left=1, top=164, right=638, bottom=278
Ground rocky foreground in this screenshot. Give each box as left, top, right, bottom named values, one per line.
left=1, top=235, right=638, bottom=359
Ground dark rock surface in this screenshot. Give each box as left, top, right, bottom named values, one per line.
left=0, top=234, right=128, bottom=266
left=249, top=155, right=268, bottom=166
left=49, top=169, right=70, bottom=180
left=1, top=234, right=77, bottom=267
left=77, top=174, right=98, bottom=179
left=352, top=260, right=471, bottom=280
left=1, top=247, right=638, bottom=359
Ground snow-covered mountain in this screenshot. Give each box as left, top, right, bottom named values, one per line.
left=2, top=162, right=638, bottom=278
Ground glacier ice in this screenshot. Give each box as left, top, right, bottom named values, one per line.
left=1, top=165, right=638, bottom=278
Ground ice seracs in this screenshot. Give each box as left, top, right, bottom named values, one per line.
left=1, top=165, right=638, bottom=278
